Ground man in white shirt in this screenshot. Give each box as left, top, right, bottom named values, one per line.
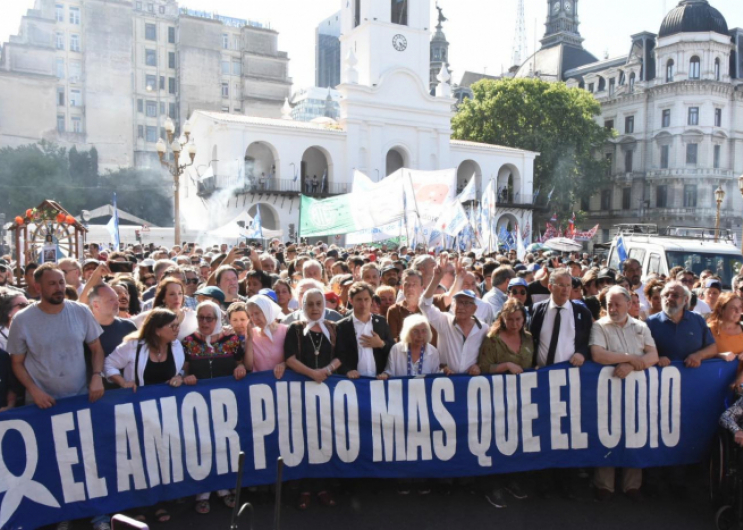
left=421, top=265, right=487, bottom=375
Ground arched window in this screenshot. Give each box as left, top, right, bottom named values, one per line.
left=629, top=72, right=635, bottom=92
left=618, top=70, right=625, bottom=85
left=689, top=56, right=701, bottom=79
left=666, top=59, right=675, bottom=82
left=598, top=77, right=606, bottom=92
left=391, top=0, right=407, bottom=26
left=714, top=58, right=721, bottom=81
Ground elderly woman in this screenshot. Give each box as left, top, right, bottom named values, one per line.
left=283, top=288, right=341, bottom=510
left=181, top=301, right=247, bottom=514
left=104, top=308, right=191, bottom=524
left=477, top=298, right=533, bottom=508
left=246, top=295, right=287, bottom=378
left=132, top=278, right=197, bottom=340
left=707, top=293, right=743, bottom=373
left=378, top=314, right=440, bottom=380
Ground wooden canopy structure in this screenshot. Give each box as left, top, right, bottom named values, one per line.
left=8, top=200, right=87, bottom=286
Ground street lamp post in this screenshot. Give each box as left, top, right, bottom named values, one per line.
left=156, top=117, right=196, bottom=246
left=715, top=184, right=725, bottom=243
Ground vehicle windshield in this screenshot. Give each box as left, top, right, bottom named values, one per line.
left=666, top=251, right=743, bottom=290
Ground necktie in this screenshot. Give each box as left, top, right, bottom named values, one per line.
left=546, top=307, right=563, bottom=366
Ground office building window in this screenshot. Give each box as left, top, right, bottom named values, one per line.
left=587, top=83, right=594, bottom=93
left=221, top=61, right=230, bottom=75
left=683, top=185, right=697, bottom=207
left=69, top=6, right=80, bottom=25
left=666, top=59, right=674, bottom=82
left=714, top=58, right=721, bottom=81
left=57, top=115, right=65, bottom=133
left=145, top=49, right=157, bottom=66
left=686, top=143, right=698, bottom=165
left=232, top=60, right=241, bottom=76
left=233, top=35, right=241, bottom=50
left=609, top=78, right=615, bottom=96
left=168, top=102, right=176, bottom=118
left=147, top=3, right=154, bottom=12
left=55, top=4, right=64, bottom=22
left=146, top=100, right=157, bottom=117
left=656, top=185, right=668, bottom=208
left=56, top=59, right=65, bottom=79
left=604, top=119, right=614, bottom=131
left=168, top=77, right=176, bottom=94
left=57, top=87, right=65, bottom=106
left=714, top=145, right=721, bottom=169
left=159, top=6, right=165, bottom=13
left=689, top=57, right=701, bottom=79
left=625, top=115, right=634, bottom=134
left=688, top=107, right=699, bottom=126
left=715, top=108, right=722, bottom=127
left=56, top=32, right=64, bottom=50
left=137, top=99, right=143, bottom=113
left=354, top=0, right=361, bottom=27
left=135, top=1, right=142, bottom=10
left=629, top=72, right=635, bottom=92
left=71, top=117, right=82, bottom=133
left=605, top=153, right=613, bottom=177
left=145, top=74, right=156, bottom=91
left=221, top=106, right=230, bottom=112
left=145, top=23, right=156, bottom=41
left=70, top=34, right=80, bottom=52
left=391, top=0, right=408, bottom=25
left=662, top=109, right=670, bottom=128
left=68, top=61, right=81, bottom=82
left=145, top=126, right=158, bottom=142
left=168, top=52, right=175, bottom=69
left=222, top=34, right=229, bottom=49
left=138, top=125, right=144, bottom=138
left=601, top=189, right=612, bottom=210
left=159, top=76, right=164, bottom=90
left=69, top=89, right=81, bottom=107
left=624, top=150, right=633, bottom=172
left=221, top=83, right=229, bottom=98
left=660, top=145, right=669, bottom=169
left=168, top=27, right=175, bottom=44
left=160, top=127, right=166, bottom=140
left=622, top=188, right=631, bottom=210
left=159, top=101, right=165, bottom=115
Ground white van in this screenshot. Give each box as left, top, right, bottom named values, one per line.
left=607, top=224, right=743, bottom=289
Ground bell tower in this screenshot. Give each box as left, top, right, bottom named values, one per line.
left=541, top=0, right=583, bottom=49
left=340, top=0, right=432, bottom=91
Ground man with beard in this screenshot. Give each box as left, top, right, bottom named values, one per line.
left=622, top=259, right=647, bottom=311
left=590, top=286, right=658, bottom=501
left=0, top=259, right=22, bottom=294
left=645, top=281, right=717, bottom=368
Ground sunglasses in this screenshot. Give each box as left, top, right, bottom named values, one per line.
left=509, top=289, right=527, bottom=296
left=197, top=316, right=216, bottom=323
left=185, top=278, right=200, bottom=285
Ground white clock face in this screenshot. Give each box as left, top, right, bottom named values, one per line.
left=564, top=1, right=572, bottom=13
left=553, top=2, right=560, bottom=13
left=392, top=34, right=407, bottom=52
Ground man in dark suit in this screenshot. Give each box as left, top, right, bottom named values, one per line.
left=528, top=268, right=593, bottom=499
left=530, top=268, right=593, bottom=368
left=336, top=282, right=393, bottom=377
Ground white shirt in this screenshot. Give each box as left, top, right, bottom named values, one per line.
left=384, top=343, right=441, bottom=377
left=352, top=315, right=377, bottom=377
left=0, top=326, right=8, bottom=351
left=537, top=299, right=576, bottom=367
left=420, top=295, right=488, bottom=373
left=694, top=298, right=711, bottom=318
left=634, top=283, right=649, bottom=312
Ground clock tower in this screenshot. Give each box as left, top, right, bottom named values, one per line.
left=541, top=0, right=583, bottom=49
left=340, top=0, right=432, bottom=91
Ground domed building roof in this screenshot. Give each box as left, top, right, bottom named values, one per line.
left=659, top=0, right=728, bottom=38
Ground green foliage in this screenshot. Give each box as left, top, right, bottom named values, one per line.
left=452, top=78, right=613, bottom=220
left=0, top=141, right=172, bottom=226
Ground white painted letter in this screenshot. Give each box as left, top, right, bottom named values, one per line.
left=520, top=372, right=540, bottom=453
left=370, top=380, right=406, bottom=462
left=467, top=377, right=492, bottom=466
left=51, top=412, right=86, bottom=503
left=492, top=375, right=519, bottom=456
left=114, top=403, right=148, bottom=492
left=181, top=392, right=212, bottom=481
left=431, top=377, right=456, bottom=461
left=249, top=384, right=275, bottom=471
left=211, top=389, right=240, bottom=474
left=333, top=381, right=360, bottom=463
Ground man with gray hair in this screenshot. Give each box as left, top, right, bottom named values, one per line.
left=645, top=281, right=717, bottom=368
left=302, top=259, right=324, bottom=283
left=483, top=265, right=516, bottom=315
left=590, top=285, right=658, bottom=501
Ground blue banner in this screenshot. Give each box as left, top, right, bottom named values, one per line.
left=0, top=361, right=736, bottom=529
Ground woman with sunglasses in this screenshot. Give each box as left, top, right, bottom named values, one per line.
left=181, top=301, right=246, bottom=514
left=104, top=308, right=191, bottom=524
left=0, top=290, right=30, bottom=351
left=132, top=278, right=197, bottom=340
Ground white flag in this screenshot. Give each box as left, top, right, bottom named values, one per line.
left=457, top=175, right=477, bottom=203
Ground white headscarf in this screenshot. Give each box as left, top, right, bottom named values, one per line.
left=300, top=288, right=330, bottom=341
left=247, top=295, right=283, bottom=342
left=196, top=300, right=223, bottom=347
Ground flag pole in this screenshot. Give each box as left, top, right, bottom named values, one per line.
left=297, top=194, right=303, bottom=243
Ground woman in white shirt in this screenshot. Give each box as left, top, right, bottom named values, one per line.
left=132, top=278, right=197, bottom=341
left=378, top=314, right=440, bottom=380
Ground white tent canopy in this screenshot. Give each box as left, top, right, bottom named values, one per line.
left=207, top=210, right=282, bottom=240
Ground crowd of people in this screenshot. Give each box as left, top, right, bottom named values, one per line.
left=1, top=238, right=742, bottom=528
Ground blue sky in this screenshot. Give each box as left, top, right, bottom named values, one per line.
left=2, top=0, right=740, bottom=89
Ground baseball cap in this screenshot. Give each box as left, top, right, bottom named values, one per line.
left=508, top=278, right=528, bottom=290
left=258, top=288, right=278, bottom=303
left=453, top=290, right=477, bottom=300
left=597, top=268, right=616, bottom=281
left=381, top=265, right=397, bottom=275
left=194, top=286, right=226, bottom=305
left=324, top=292, right=340, bottom=304
left=705, top=279, right=723, bottom=290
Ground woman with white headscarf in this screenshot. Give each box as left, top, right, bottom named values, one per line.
left=283, top=288, right=341, bottom=510
left=181, top=301, right=247, bottom=515
left=246, top=294, right=288, bottom=379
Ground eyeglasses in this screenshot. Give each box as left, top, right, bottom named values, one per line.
left=167, top=323, right=180, bottom=330
left=185, top=278, right=200, bottom=285
left=197, top=316, right=216, bottom=323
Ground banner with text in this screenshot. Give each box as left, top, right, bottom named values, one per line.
left=0, top=361, right=735, bottom=529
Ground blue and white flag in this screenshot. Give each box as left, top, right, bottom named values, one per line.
left=516, top=222, right=526, bottom=260
left=436, top=200, right=469, bottom=237
left=246, top=205, right=264, bottom=239
left=498, top=226, right=511, bottom=250
left=616, top=234, right=628, bottom=262
left=321, top=169, right=327, bottom=194
left=105, top=193, right=120, bottom=249
left=480, top=180, right=496, bottom=253
left=457, top=175, right=477, bottom=203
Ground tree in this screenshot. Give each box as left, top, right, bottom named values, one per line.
left=451, top=78, right=613, bottom=221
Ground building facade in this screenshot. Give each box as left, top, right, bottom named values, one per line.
left=316, top=11, right=341, bottom=89
left=183, top=0, right=538, bottom=244
left=0, top=0, right=291, bottom=170
left=290, top=86, right=340, bottom=122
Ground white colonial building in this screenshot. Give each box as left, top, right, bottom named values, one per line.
left=182, top=0, right=539, bottom=243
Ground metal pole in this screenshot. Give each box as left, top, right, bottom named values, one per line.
left=174, top=157, right=181, bottom=246
left=715, top=198, right=722, bottom=243
left=229, top=452, right=245, bottom=530
left=273, top=457, right=284, bottom=530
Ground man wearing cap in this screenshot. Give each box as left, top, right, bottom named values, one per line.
left=506, top=277, right=532, bottom=328
left=421, top=265, right=488, bottom=375
left=695, top=278, right=722, bottom=318
left=0, top=259, right=21, bottom=293
left=381, top=266, right=399, bottom=289
left=194, top=286, right=226, bottom=307
left=597, top=268, right=617, bottom=291
left=483, top=266, right=516, bottom=316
